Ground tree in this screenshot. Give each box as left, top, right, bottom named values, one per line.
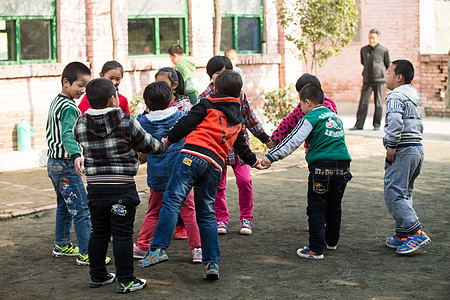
left=277, top=0, right=359, bottom=75
left=213, top=0, right=222, bottom=56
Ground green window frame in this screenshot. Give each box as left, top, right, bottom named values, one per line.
left=0, top=0, right=56, bottom=65
left=127, top=1, right=189, bottom=57
left=217, top=0, right=264, bottom=54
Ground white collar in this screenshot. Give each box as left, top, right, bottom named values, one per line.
left=85, top=107, right=120, bottom=115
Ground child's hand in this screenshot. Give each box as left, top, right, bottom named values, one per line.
left=260, top=156, right=272, bottom=169
left=386, top=147, right=396, bottom=163
left=161, top=137, right=172, bottom=153
left=138, top=152, right=147, bottom=164
left=265, top=138, right=276, bottom=149
left=74, top=157, right=84, bottom=177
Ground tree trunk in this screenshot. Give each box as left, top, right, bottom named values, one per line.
left=110, top=0, right=119, bottom=60
left=213, top=0, right=221, bottom=55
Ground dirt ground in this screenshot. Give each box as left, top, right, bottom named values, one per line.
left=0, top=135, right=449, bottom=299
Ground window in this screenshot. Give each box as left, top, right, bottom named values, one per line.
left=127, top=0, right=188, bottom=56
left=218, top=0, right=263, bottom=53
left=0, top=0, right=56, bottom=64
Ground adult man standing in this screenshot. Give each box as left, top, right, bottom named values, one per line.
left=351, top=28, right=390, bottom=131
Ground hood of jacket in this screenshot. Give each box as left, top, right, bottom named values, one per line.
left=84, top=108, right=124, bottom=138
left=206, top=93, right=242, bottom=125
left=136, top=107, right=185, bottom=141
left=388, top=84, right=421, bottom=106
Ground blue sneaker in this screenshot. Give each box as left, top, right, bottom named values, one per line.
left=385, top=235, right=408, bottom=249
left=138, top=248, right=169, bottom=268
left=296, top=246, right=324, bottom=260
left=397, top=231, right=431, bottom=254
left=240, top=219, right=253, bottom=235
left=217, top=222, right=228, bottom=235
left=203, top=263, right=219, bottom=280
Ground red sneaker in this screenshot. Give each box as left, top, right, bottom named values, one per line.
left=174, top=226, right=187, bottom=239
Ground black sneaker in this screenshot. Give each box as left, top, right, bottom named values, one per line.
left=117, top=278, right=147, bottom=293
left=90, top=273, right=116, bottom=288
left=203, top=263, right=219, bottom=280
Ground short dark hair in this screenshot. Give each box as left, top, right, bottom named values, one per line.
left=86, top=78, right=117, bottom=109
left=168, top=44, right=184, bottom=56
left=214, top=70, right=242, bottom=98
left=61, top=62, right=91, bottom=85
left=155, top=67, right=186, bottom=96
left=295, top=73, right=321, bottom=92
left=101, top=60, right=123, bottom=75
left=392, top=59, right=415, bottom=84
left=143, top=81, right=172, bottom=111
left=369, top=28, right=381, bottom=36
left=300, top=83, right=324, bottom=105
left=206, top=56, right=233, bottom=79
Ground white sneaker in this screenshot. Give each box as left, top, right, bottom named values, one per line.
left=239, top=219, right=253, bottom=235
left=192, top=248, right=202, bottom=263
left=217, top=222, right=228, bottom=235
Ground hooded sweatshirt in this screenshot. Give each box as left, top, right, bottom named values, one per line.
left=168, top=94, right=258, bottom=172
left=175, top=59, right=197, bottom=96
left=136, top=107, right=185, bottom=192
left=73, top=108, right=165, bottom=183
left=383, top=84, right=423, bottom=148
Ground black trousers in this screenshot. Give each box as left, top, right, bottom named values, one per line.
left=87, top=183, right=141, bottom=283
left=354, top=83, right=385, bottom=129
left=307, top=161, right=352, bottom=254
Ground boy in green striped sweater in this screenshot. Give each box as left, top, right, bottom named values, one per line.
left=46, top=62, right=106, bottom=266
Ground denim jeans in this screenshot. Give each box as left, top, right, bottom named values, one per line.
left=87, top=183, right=141, bottom=283
left=307, top=161, right=352, bottom=255
left=151, top=152, right=222, bottom=264
left=384, top=146, right=424, bottom=236
left=47, top=158, right=91, bottom=254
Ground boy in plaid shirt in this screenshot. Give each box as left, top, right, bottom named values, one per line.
left=73, top=78, right=166, bottom=294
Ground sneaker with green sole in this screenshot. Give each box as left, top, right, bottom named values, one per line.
left=76, top=253, right=111, bottom=266
left=117, top=278, right=147, bottom=293
left=52, top=243, right=79, bottom=257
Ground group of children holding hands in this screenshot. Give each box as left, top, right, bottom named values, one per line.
left=46, top=49, right=430, bottom=293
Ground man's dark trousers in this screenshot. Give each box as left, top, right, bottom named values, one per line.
left=354, top=83, right=385, bottom=129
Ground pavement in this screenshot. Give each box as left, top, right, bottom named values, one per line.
left=1, top=109, right=449, bottom=221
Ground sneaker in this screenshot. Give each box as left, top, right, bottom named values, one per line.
left=76, top=253, right=111, bottom=266
left=192, top=248, right=202, bottom=264
left=174, top=226, right=188, bottom=239
left=296, top=246, right=324, bottom=260
left=240, top=219, right=253, bottom=235
left=117, top=278, right=147, bottom=293
left=326, top=243, right=337, bottom=250
left=385, top=235, right=408, bottom=249
left=133, top=243, right=147, bottom=259
left=203, top=263, right=219, bottom=280
left=52, top=243, right=79, bottom=257
left=90, top=273, right=116, bottom=288
left=138, top=248, right=169, bottom=268
left=397, top=231, right=431, bottom=255
left=217, top=222, right=228, bottom=235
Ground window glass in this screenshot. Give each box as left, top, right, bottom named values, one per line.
left=20, top=19, right=51, bottom=60
left=128, top=19, right=154, bottom=55
left=159, top=18, right=184, bottom=54
left=220, top=17, right=233, bottom=52
left=238, top=18, right=260, bottom=51
left=221, top=0, right=260, bottom=15
left=128, top=0, right=185, bottom=15
left=0, top=0, right=53, bottom=16
left=0, top=20, right=15, bottom=61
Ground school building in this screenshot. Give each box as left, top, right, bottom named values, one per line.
left=0, top=0, right=448, bottom=171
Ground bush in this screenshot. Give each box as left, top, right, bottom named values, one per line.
left=263, top=84, right=299, bottom=127
left=128, top=94, right=146, bottom=116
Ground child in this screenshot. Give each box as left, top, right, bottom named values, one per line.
left=73, top=78, right=166, bottom=293
left=78, top=61, right=131, bottom=114
left=168, top=44, right=198, bottom=105
left=268, top=73, right=338, bottom=149
left=261, top=83, right=352, bottom=260
left=198, top=56, right=270, bottom=235
left=138, top=71, right=263, bottom=279
left=383, top=59, right=430, bottom=254
left=224, top=48, right=243, bottom=77
left=46, top=61, right=96, bottom=265
left=133, top=81, right=202, bottom=263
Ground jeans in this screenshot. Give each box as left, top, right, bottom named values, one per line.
left=307, top=161, right=352, bottom=254
left=151, top=152, right=222, bottom=264
left=86, top=183, right=141, bottom=283
left=47, top=158, right=91, bottom=254
left=384, top=146, right=423, bottom=236
left=215, top=159, right=253, bottom=224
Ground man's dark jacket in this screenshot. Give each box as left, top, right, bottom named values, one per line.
left=361, top=44, right=390, bottom=85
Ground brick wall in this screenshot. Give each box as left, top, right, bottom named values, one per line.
left=419, top=54, right=450, bottom=117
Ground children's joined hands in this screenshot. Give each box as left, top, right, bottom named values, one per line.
left=259, top=156, right=272, bottom=169
left=265, top=138, right=276, bottom=149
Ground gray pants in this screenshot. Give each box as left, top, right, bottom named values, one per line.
left=384, top=146, right=424, bottom=236
left=354, top=83, right=385, bottom=129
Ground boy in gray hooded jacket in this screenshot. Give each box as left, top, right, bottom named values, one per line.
left=383, top=59, right=430, bottom=255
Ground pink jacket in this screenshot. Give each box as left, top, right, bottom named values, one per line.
left=270, top=95, right=337, bottom=148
